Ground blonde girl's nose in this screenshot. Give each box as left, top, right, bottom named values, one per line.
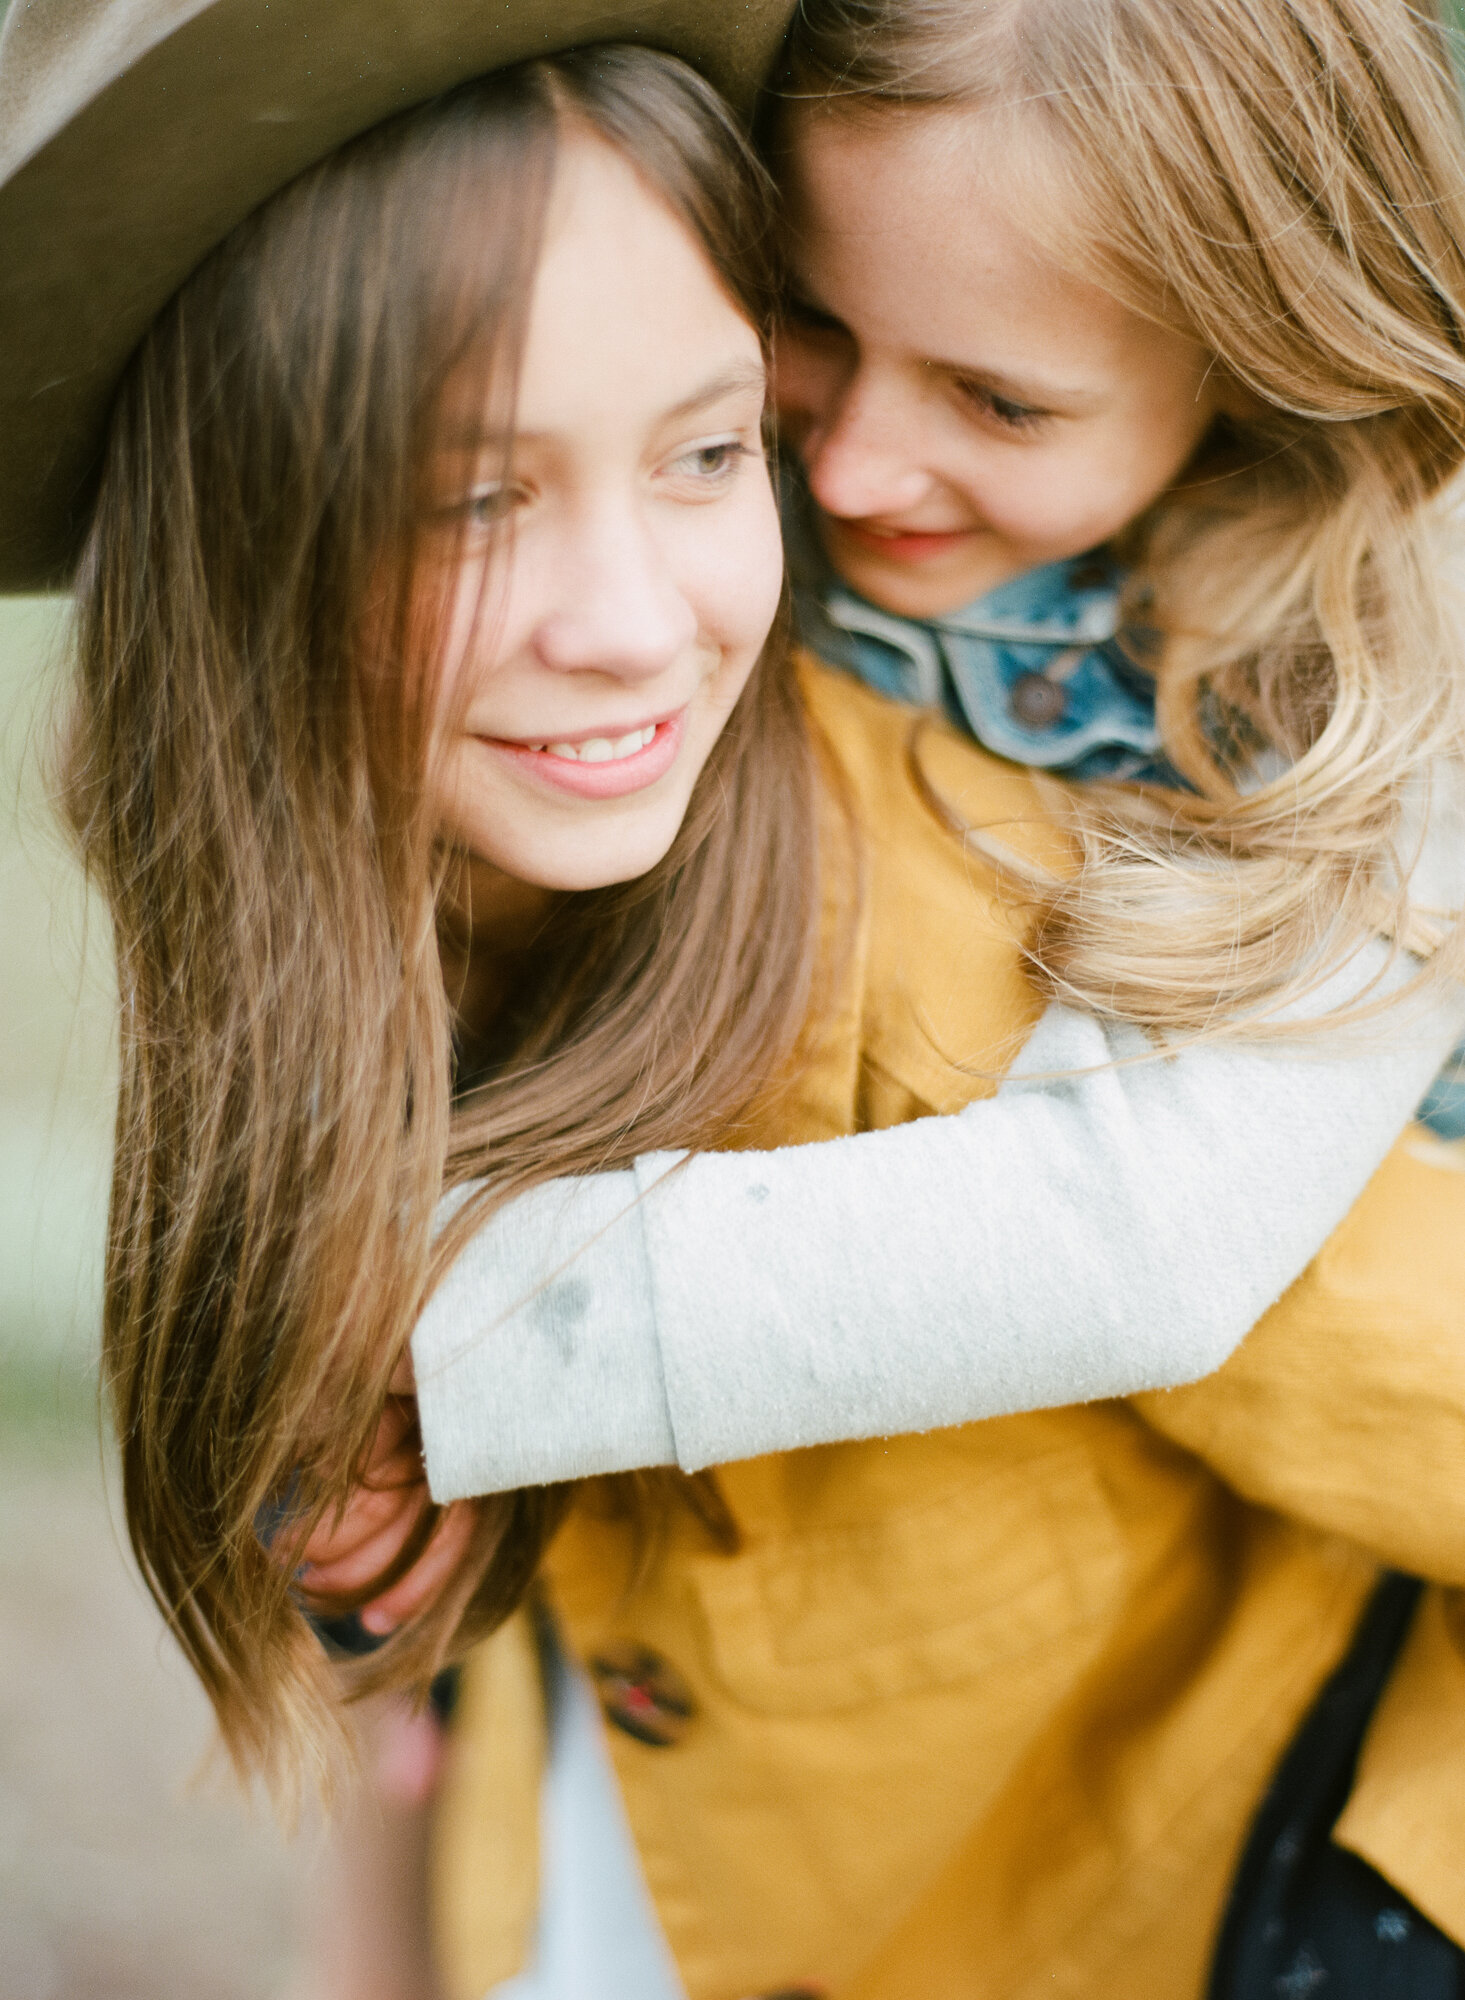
left=800, top=366, right=936, bottom=522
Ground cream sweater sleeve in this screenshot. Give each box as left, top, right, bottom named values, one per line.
left=414, top=940, right=1465, bottom=1503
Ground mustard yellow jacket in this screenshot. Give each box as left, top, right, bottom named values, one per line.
left=434, top=660, right=1465, bottom=2000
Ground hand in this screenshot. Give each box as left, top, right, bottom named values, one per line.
left=295, top=1385, right=476, bottom=1636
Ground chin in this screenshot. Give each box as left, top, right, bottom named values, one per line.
left=503, top=818, right=686, bottom=894
left=872, top=556, right=1032, bottom=619
left=851, top=570, right=970, bottom=620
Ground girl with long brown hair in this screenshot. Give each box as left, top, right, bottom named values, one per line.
left=46, top=25, right=821, bottom=1778
left=7, top=13, right=819, bottom=1992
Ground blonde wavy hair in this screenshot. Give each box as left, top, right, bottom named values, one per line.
left=784, top=0, right=1465, bottom=1034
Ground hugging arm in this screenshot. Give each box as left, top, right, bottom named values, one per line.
left=1134, top=1126, right=1465, bottom=1583
left=413, top=940, right=1465, bottom=1503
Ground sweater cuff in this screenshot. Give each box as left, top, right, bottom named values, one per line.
left=413, top=1170, right=676, bottom=1501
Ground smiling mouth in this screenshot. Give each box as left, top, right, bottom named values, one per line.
left=480, top=712, right=685, bottom=800
left=521, top=723, right=658, bottom=764
left=840, top=519, right=976, bottom=553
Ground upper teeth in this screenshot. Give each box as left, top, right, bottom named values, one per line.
left=538, top=725, right=656, bottom=763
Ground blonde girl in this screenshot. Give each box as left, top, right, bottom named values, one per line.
left=288, top=0, right=1465, bottom=1987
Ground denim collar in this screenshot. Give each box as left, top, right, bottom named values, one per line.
left=787, top=490, right=1170, bottom=785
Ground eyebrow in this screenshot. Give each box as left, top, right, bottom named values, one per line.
left=436, top=360, right=768, bottom=455
left=660, top=359, right=768, bottom=422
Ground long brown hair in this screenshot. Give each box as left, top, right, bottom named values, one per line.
left=62, top=46, right=818, bottom=1793
left=782, top=0, right=1465, bottom=1035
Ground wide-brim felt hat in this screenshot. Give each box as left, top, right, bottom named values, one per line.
left=0, top=0, right=799, bottom=592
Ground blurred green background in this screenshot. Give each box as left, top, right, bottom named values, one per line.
left=0, top=612, right=310, bottom=1998
left=0, top=596, right=110, bottom=1437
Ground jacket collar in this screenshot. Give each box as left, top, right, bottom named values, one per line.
left=786, top=484, right=1169, bottom=784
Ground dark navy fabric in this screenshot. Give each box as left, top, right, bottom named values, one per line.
left=1208, top=1573, right=1463, bottom=2000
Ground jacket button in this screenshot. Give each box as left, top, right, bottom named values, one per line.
left=1009, top=671, right=1067, bottom=728
left=588, top=1643, right=696, bottom=1747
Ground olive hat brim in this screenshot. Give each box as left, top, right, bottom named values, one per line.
left=0, top=0, right=798, bottom=591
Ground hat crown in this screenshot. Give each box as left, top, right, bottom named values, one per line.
left=0, top=0, right=797, bottom=590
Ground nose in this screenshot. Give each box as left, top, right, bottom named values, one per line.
left=800, top=363, right=935, bottom=523
left=531, top=498, right=698, bottom=681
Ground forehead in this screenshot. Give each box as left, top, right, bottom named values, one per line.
left=783, top=103, right=1153, bottom=387
left=512, top=129, right=763, bottom=432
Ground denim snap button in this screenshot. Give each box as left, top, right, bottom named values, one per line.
left=1009, top=670, right=1067, bottom=728
left=589, top=1643, right=696, bottom=1747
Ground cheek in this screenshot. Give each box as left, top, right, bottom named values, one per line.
left=952, top=446, right=1088, bottom=540
left=1071, top=411, right=1212, bottom=533
left=676, top=472, right=786, bottom=663
left=980, top=439, right=1160, bottom=550
left=411, top=545, right=515, bottom=731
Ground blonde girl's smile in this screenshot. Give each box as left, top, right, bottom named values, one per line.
left=424, top=130, right=781, bottom=897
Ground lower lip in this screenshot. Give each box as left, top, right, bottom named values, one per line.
left=482, top=713, right=685, bottom=799
left=837, top=521, right=978, bottom=565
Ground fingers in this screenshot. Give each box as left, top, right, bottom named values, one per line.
left=298, top=1489, right=431, bottom=1604
left=358, top=1501, right=476, bottom=1635
left=366, top=1391, right=414, bottom=1454
left=295, top=1467, right=418, bottom=1567
left=271, top=1381, right=453, bottom=1623
left=285, top=1396, right=427, bottom=1572
left=319, top=1395, right=414, bottom=1498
